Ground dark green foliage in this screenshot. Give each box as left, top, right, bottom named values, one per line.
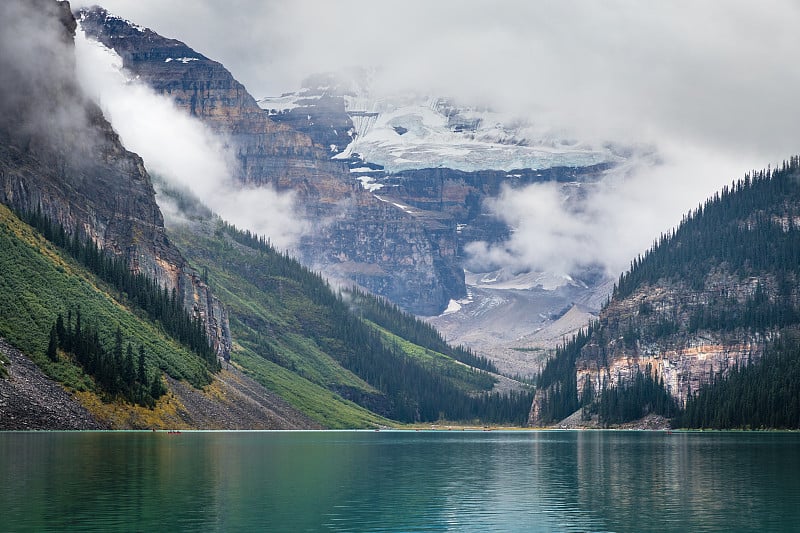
left=677, top=333, right=800, bottom=429
left=535, top=323, right=595, bottom=424
left=536, top=159, right=800, bottom=426
left=51, top=311, right=161, bottom=406
left=46, top=324, right=58, bottom=362
left=615, top=158, right=800, bottom=331
left=206, top=220, right=531, bottom=424
left=19, top=208, right=219, bottom=372
left=347, top=287, right=499, bottom=373
left=596, top=365, right=678, bottom=425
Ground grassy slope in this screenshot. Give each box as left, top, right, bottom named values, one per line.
left=365, top=320, right=496, bottom=392
left=168, top=220, right=499, bottom=427
left=0, top=204, right=210, bottom=393
left=168, top=222, right=389, bottom=428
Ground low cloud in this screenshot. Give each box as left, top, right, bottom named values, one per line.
left=73, top=28, right=306, bottom=249
left=467, top=143, right=756, bottom=278
left=0, top=0, right=101, bottom=159
left=80, top=1, right=800, bottom=277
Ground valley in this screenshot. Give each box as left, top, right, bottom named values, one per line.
left=1, top=0, right=798, bottom=433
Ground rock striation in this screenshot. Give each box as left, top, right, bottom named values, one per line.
left=574, top=277, right=770, bottom=408
left=77, top=7, right=465, bottom=315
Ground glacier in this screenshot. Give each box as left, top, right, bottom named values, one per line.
left=258, top=85, right=621, bottom=174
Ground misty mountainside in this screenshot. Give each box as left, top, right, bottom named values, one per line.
left=531, top=159, right=800, bottom=428
left=76, top=6, right=466, bottom=317
left=0, top=1, right=532, bottom=429
left=260, top=71, right=621, bottom=374
left=0, top=0, right=230, bottom=359
left=0, top=0, right=316, bottom=429
left=77, top=8, right=623, bottom=374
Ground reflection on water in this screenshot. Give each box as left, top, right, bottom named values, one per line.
left=1, top=431, right=798, bottom=532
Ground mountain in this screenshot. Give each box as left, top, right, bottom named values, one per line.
left=76, top=7, right=466, bottom=316
left=531, top=159, right=800, bottom=427
left=259, top=72, right=620, bottom=372
left=0, top=0, right=230, bottom=359
left=0, top=0, right=533, bottom=428
left=75, top=8, right=622, bottom=353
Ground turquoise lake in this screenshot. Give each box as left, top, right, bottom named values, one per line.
left=1, top=430, right=798, bottom=531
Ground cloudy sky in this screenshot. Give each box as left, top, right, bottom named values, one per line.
left=77, top=0, right=800, bottom=275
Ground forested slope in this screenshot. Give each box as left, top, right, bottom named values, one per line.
left=168, top=216, right=533, bottom=427
left=532, top=157, right=800, bottom=428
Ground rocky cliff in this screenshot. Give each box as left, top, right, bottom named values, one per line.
left=574, top=276, right=771, bottom=408
left=77, top=7, right=465, bottom=315
left=0, top=0, right=230, bottom=357
left=529, top=162, right=800, bottom=426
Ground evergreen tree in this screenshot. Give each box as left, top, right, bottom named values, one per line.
left=47, top=324, right=58, bottom=362
left=137, top=345, right=147, bottom=385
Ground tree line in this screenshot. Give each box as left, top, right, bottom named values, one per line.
left=615, top=157, right=800, bottom=302
left=217, top=220, right=531, bottom=424
left=536, top=158, right=800, bottom=427
left=676, top=332, right=800, bottom=429
left=593, top=365, right=678, bottom=426
left=47, top=309, right=166, bottom=406
left=346, top=286, right=499, bottom=373
left=21, top=207, right=219, bottom=372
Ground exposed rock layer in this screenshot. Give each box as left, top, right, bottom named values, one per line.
left=77, top=7, right=465, bottom=314
left=0, top=0, right=231, bottom=357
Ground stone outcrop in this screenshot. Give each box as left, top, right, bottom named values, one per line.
left=574, top=277, right=773, bottom=407
left=529, top=275, right=777, bottom=426
left=77, top=7, right=465, bottom=314
left=0, top=0, right=230, bottom=357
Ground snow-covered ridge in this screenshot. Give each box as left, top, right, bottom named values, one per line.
left=334, top=95, right=617, bottom=173
left=257, top=79, right=619, bottom=173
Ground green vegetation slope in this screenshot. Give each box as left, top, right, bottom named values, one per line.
left=535, top=158, right=800, bottom=428
left=168, top=217, right=532, bottom=427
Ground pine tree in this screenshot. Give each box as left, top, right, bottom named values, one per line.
left=47, top=324, right=58, bottom=362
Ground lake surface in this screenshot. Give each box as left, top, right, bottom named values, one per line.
left=1, top=430, right=798, bottom=532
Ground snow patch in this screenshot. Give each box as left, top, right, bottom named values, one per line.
left=373, top=195, right=416, bottom=214
left=356, top=176, right=384, bottom=192
left=257, top=94, right=301, bottom=112
left=443, top=299, right=462, bottom=314
left=165, top=57, right=199, bottom=64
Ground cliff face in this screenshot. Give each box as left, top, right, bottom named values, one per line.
left=379, top=165, right=609, bottom=257
left=77, top=7, right=465, bottom=315
left=528, top=277, right=775, bottom=426
left=529, top=164, right=800, bottom=426
left=574, top=276, right=771, bottom=407
left=0, top=0, right=230, bottom=357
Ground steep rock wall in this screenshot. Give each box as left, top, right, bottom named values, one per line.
left=0, top=0, right=230, bottom=358
left=77, top=7, right=464, bottom=314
